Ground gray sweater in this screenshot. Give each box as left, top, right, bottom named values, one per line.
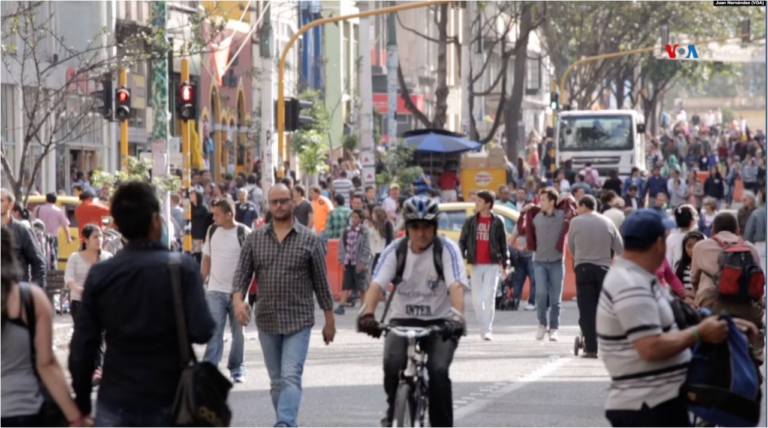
left=567, top=212, right=624, bottom=268
left=744, top=206, right=767, bottom=244
left=532, top=210, right=565, bottom=262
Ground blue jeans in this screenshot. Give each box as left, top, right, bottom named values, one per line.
left=533, top=260, right=564, bottom=330
left=95, top=400, right=172, bottom=427
left=202, top=290, right=245, bottom=376
left=512, top=255, right=536, bottom=305
left=258, top=327, right=312, bottom=427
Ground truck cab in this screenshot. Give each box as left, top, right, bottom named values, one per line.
left=555, top=109, right=646, bottom=181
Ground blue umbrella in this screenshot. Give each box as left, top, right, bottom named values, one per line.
left=402, top=129, right=481, bottom=153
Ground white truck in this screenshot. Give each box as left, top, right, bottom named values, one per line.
left=555, top=109, right=646, bottom=181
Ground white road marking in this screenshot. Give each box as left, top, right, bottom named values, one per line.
left=454, top=356, right=572, bottom=421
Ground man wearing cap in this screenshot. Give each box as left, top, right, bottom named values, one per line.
left=597, top=209, right=755, bottom=427
left=568, top=195, right=623, bottom=358
left=74, top=191, right=111, bottom=238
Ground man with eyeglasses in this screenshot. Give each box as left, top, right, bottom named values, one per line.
left=232, top=183, right=336, bottom=427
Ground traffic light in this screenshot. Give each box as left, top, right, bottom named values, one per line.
left=115, top=87, right=131, bottom=121
left=284, top=97, right=314, bottom=131
left=90, top=78, right=113, bottom=120
left=550, top=92, right=559, bottom=111
left=177, top=81, right=197, bottom=121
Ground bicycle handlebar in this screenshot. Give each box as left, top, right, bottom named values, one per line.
left=380, top=324, right=443, bottom=339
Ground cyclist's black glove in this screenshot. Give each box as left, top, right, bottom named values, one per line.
left=442, top=313, right=466, bottom=341
left=357, top=313, right=382, bottom=338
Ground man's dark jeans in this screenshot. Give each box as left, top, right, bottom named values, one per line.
left=512, top=255, right=536, bottom=305
left=575, top=263, right=609, bottom=354
left=383, top=329, right=457, bottom=427
left=95, top=400, right=173, bottom=427
left=605, top=394, right=690, bottom=427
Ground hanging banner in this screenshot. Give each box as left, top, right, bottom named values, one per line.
left=212, top=36, right=233, bottom=86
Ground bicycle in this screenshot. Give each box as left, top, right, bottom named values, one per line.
left=381, top=324, right=443, bottom=428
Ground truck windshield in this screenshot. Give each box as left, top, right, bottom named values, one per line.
left=558, top=115, right=633, bottom=151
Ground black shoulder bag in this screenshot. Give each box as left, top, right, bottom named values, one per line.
left=20, top=282, right=68, bottom=427
left=168, top=253, right=233, bottom=427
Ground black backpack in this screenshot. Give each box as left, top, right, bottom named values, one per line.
left=206, top=223, right=248, bottom=248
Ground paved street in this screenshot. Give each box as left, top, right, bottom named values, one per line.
left=53, top=295, right=767, bottom=427
left=57, top=299, right=610, bottom=427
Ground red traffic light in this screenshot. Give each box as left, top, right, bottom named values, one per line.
left=117, top=89, right=129, bottom=102
left=181, top=85, right=192, bottom=102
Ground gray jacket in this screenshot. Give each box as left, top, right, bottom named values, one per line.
left=3, top=219, right=46, bottom=287
left=744, top=206, right=767, bottom=244
left=459, top=213, right=509, bottom=267
left=338, top=226, right=373, bottom=268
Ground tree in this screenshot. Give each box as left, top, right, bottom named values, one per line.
left=542, top=1, right=763, bottom=119
left=290, top=90, right=330, bottom=176
left=1, top=1, right=223, bottom=201
left=90, top=156, right=181, bottom=195
left=395, top=1, right=546, bottom=157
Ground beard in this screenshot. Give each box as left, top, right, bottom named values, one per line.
left=272, top=211, right=292, bottom=222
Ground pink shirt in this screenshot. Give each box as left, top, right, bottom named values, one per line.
left=656, top=258, right=685, bottom=297
left=34, top=203, right=69, bottom=236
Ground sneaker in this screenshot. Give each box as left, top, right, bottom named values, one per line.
left=232, top=372, right=246, bottom=383
left=549, top=329, right=559, bottom=342
left=380, top=417, right=392, bottom=427
left=483, top=333, right=493, bottom=341
left=334, top=305, right=345, bottom=315
left=582, top=352, right=598, bottom=359
left=524, top=302, right=536, bottom=311
left=535, top=325, right=547, bottom=341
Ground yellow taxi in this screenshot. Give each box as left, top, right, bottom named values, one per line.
left=25, top=195, right=81, bottom=270
left=437, top=202, right=519, bottom=242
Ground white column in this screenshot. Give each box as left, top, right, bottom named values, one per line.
left=460, top=1, right=472, bottom=136
left=358, top=2, right=375, bottom=189
left=260, top=8, right=276, bottom=194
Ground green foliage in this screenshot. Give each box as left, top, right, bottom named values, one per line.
left=91, top=157, right=181, bottom=194
left=373, top=108, right=382, bottom=145
left=290, top=129, right=328, bottom=175
left=375, top=144, right=420, bottom=190
left=342, top=133, right=359, bottom=152
left=721, top=107, right=736, bottom=126
left=292, top=90, right=330, bottom=175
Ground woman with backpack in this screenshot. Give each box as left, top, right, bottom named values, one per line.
left=2, top=228, right=91, bottom=427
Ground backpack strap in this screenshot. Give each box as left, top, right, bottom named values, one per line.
left=19, top=283, right=38, bottom=370
left=379, top=238, right=410, bottom=324
left=236, top=223, right=247, bottom=247
left=432, top=236, right=445, bottom=282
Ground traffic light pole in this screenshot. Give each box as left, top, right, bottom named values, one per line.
left=276, top=0, right=452, bottom=179
left=181, top=59, right=192, bottom=253
left=150, top=0, right=172, bottom=248
left=119, top=68, right=128, bottom=171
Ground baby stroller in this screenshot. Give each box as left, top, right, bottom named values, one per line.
left=496, top=246, right=518, bottom=311
left=573, top=333, right=585, bottom=356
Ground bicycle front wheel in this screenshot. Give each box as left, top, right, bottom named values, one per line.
left=393, top=383, right=416, bottom=427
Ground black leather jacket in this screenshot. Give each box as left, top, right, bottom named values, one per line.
left=4, top=218, right=47, bottom=287
left=458, top=213, right=509, bottom=267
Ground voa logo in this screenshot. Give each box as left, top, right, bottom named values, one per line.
left=665, top=44, right=699, bottom=59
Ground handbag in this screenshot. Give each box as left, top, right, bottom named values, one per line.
left=20, top=282, right=68, bottom=427
left=168, top=253, right=233, bottom=427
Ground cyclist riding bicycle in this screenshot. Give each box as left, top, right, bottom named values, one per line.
left=357, top=195, right=469, bottom=427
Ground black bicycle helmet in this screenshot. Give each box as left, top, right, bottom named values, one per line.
left=401, top=195, right=440, bottom=225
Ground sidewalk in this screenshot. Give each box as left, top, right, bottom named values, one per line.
left=53, top=314, right=74, bottom=350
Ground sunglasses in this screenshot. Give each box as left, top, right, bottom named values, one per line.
left=269, top=198, right=292, bottom=206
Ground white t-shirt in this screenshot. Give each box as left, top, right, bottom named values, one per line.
left=372, top=238, right=468, bottom=322
left=203, top=226, right=245, bottom=294
left=665, top=230, right=688, bottom=269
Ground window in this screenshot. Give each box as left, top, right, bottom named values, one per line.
left=438, top=210, right=466, bottom=232
left=526, top=53, right=541, bottom=95
left=2, top=85, right=15, bottom=143
left=558, top=115, right=634, bottom=152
